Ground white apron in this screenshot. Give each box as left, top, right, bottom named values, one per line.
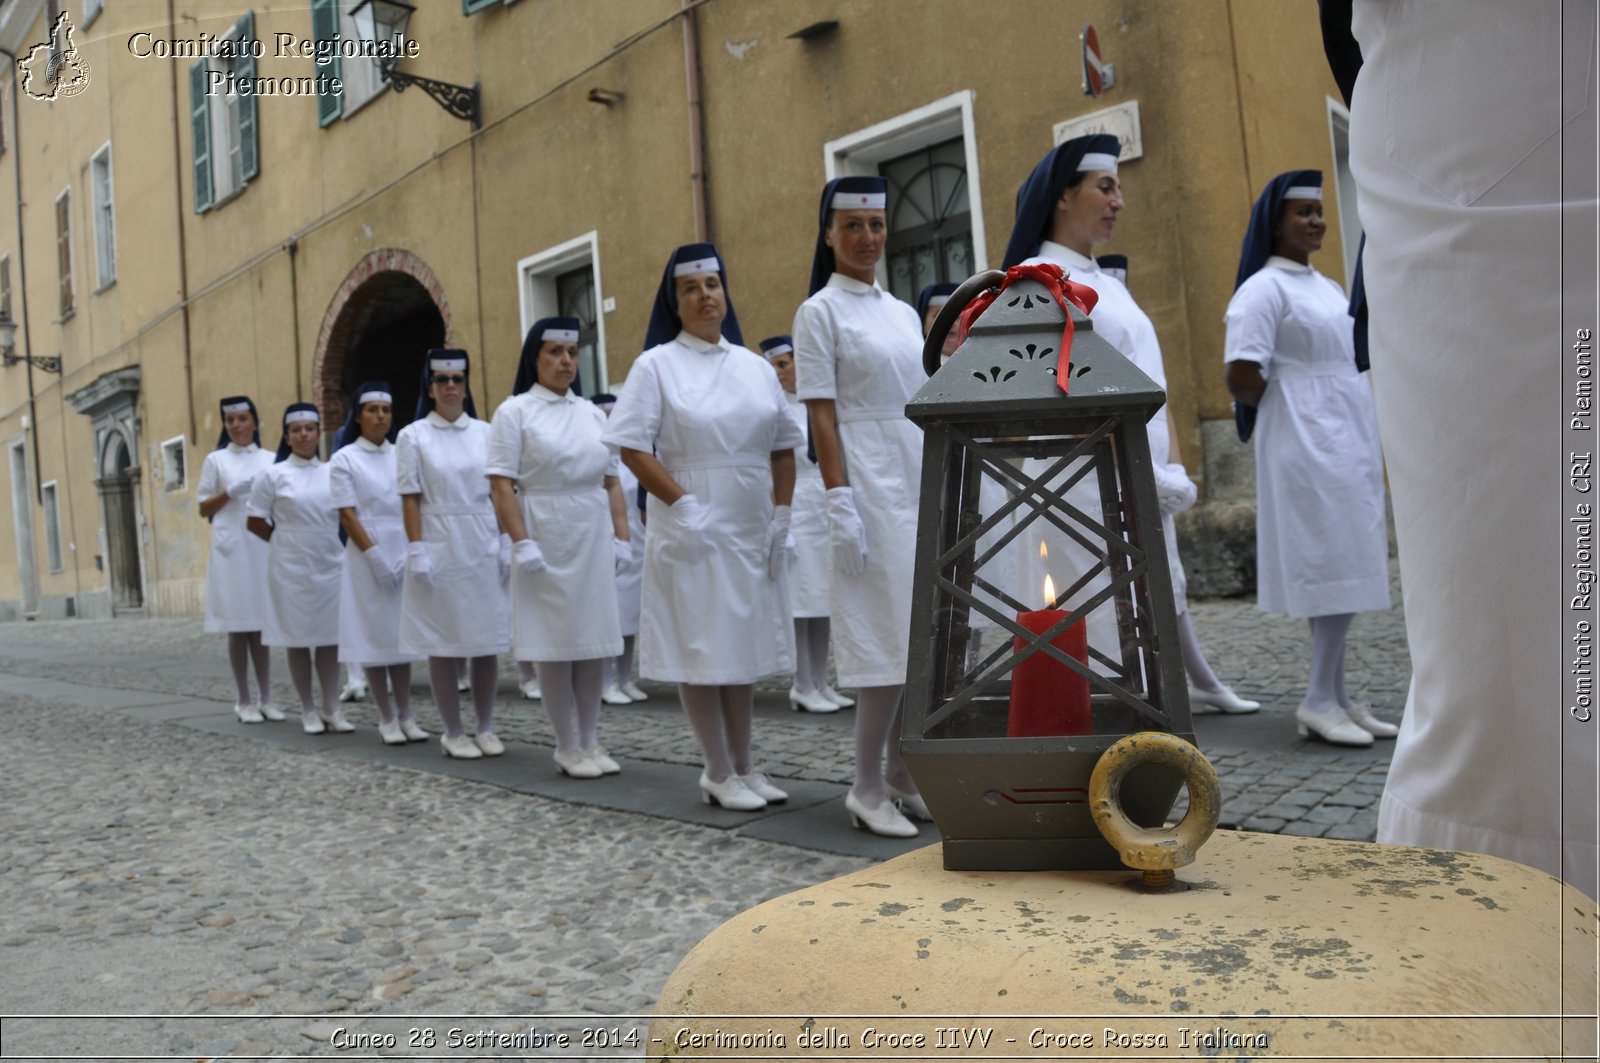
left=602, top=332, right=803, bottom=685
left=1224, top=259, right=1390, bottom=618
left=784, top=392, right=831, bottom=618
left=199, top=443, right=273, bottom=633
left=614, top=463, right=645, bottom=637
left=487, top=386, right=623, bottom=662
left=328, top=437, right=412, bottom=667
left=793, top=275, right=924, bottom=687
left=395, top=411, right=511, bottom=659
left=1351, top=0, right=1597, bottom=895
left=247, top=455, right=342, bottom=648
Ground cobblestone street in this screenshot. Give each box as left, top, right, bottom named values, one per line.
left=0, top=576, right=1411, bottom=1058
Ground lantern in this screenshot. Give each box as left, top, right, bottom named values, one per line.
left=901, top=268, right=1195, bottom=871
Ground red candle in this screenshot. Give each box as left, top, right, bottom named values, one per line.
left=1007, top=570, right=1092, bottom=737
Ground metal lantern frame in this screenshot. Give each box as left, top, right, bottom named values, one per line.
left=901, top=271, right=1196, bottom=871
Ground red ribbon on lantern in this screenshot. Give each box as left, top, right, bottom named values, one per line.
left=953, top=263, right=1099, bottom=394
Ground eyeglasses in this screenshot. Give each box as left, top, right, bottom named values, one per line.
left=432, top=374, right=467, bottom=386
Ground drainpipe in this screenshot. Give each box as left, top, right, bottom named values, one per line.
left=0, top=44, right=44, bottom=505
left=288, top=238, right=302, bottom=403
left=681, top=0, right=707, bottom=242
left=165, top=0, right=197, bottom=445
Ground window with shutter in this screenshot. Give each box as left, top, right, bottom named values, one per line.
left=238, top=12, right=260, bottom=181
left=312, top=0, right=343, bottom=127
left=55, top=190, right=73, bottom=317
left=91, top=144, right=116, bottom=289
left=1, top=256, right=12, bottom=320
left=463, top=0, right=500, bottom=12
left=189, top=59, right=213, bottom=212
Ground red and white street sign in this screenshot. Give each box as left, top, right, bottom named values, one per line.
left=1081, top=24, right=1116, bottom=97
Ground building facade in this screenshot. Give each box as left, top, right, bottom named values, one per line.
left=0, top=0, right=1355, bottom=620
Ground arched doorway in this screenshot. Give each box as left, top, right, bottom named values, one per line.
left=316, top=251, right=452, bottom=438
left=99, top=433, right=143, bottom=611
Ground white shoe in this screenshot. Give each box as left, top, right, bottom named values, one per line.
left=320, top=708, right=356, bottom=733
left=789, top=686, right=841, bottom=714
left=887, top=783, right=933, bottom=822
left=473, top=731, right=505, bottom=757
left=1343, top=701, right=1399, bottom=738
left=1296, top=703, right=1374, bottom=747
left=600, top=684, right=634, bottom=706
left=399, top=718, right=430, bottom=742
left=699, top=771, right=766, bottom=811
left=583, top=746, right=622, bottom=775
left=740, top=770, right=788, bottom=803
left=233, top=702, right=264, bottom=724
left=820, top=685, right=855, bottom=708
left=845, top=790, right=919, bottom=838
left=456, top=676, right=471, bottom=693
left=337, top=682, right=369, bottom=703
left=377, top=719, right=406, bottom=746
left=256, top=701, right=285, bottom=722
left=554, top=748, right=602, bottom=778
left=301, top=711, right=326, bottom=735
left=519, top=679, right=542, bottom=700
left=621, top=681, right=648, bottom=702
left=440, top=733, right=482, bottom=759
left=1188, top=684, right=1261, bottom=714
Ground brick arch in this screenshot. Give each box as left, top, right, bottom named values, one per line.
left=312, top=248, right=453, bottom=431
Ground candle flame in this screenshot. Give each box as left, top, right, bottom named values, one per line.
left=1043, top=572, right=1056, bottom=609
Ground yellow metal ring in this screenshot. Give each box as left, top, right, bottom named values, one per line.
left=1089, top=732, right=1220, bottom=874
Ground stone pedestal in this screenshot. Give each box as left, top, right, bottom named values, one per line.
left=651, top=832, right=1596, bottom=1061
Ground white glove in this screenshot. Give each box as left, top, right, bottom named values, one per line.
left=785, top=530, right=797, bottom=561
left=364, top=545, right=403, bottom=591
left=613, top=537, right=633, bottom=572
left=670, top=494, right=711, bottom=533
left=825, top=487, right=868, bottom=578
left=1153, top=462, right=1198, bottom=516
left=406, top=541, right=433, bottom=587
left=227, top=478, right=255, bottom=502
left=513, top=537, right=546, bottom=575
left=766, top=506, right=792, bottom=581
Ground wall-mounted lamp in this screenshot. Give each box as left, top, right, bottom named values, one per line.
left=352, top=0, right=482, bottom=129
left=586, top=87, right=625, bottom=106
left=0, top=309, right=60, bottom=373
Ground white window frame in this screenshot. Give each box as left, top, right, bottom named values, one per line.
left=516, top=231, right=609, bottom=393
left=41, top=480, right=62, bottom=573
left=160, top=435, right=187, bottom=492
left=91, top=141, right=116, bottom=291
left=822, top=89, right=988, bottom=285
left=206, top=26, right=248, bottom=205
left=337, top=2, right=388, bottom=117
left=1326, top=96, right=1362, bottom=290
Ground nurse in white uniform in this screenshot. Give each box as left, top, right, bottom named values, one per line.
left=246, top=403, right=348, bottom=735
left=917, top=284, right=1021, bottom=670
left=328, top=382, right=426, bottom=746
left=793, top=176, right=927, bottom=839
left=1002, top=134, right=1259, bottom=718
left=1223, top=170, right=1392, bottom=747
left=604, top=242, right=801, bottom=813
left=489, top=318, right=630, bottom=778
left=198, top=395, right=278, bottom=724
left=759, top=335, right=851, bottom=715
left=1337, top=0, right=1596, bottom=896
left=396, top=350, right=512, bottom=760
left=591, top=391, right=650, bottom=706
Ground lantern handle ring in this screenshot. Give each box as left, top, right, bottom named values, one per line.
left=922, top=269, right=1005, bottom=377
left=1088, top=732, right=1221, bottom=887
